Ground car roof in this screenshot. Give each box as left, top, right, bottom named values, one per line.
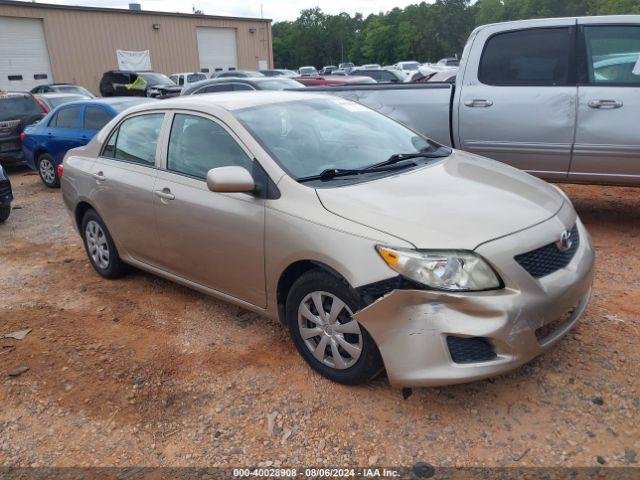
left=37, top=92, right=89, bottom=98
left=132, top=91, right=329, bottom=112
left=0, top=91, right=35, bottom=98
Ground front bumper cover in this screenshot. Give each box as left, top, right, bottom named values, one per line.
left=354, top=212, right=595, bottom=388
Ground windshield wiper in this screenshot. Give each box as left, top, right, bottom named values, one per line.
left=297, top=159, right=418, bottom=183
left=367, top=151, right=449, bottom=170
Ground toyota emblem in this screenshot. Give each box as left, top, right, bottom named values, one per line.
left=556, top=230, right=573, bottom=252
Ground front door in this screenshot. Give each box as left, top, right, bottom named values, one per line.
left=153, top=112, right=266, bottom=307
left=571, top=20, right=640, bottom=185
left=457, top=21, right=577, bottom=180
left=89, top=112, right=165, bottom=265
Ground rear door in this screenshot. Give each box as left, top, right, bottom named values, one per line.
left=90, top=112, right=166, bottom=265
left=571, top=18, right=640, bottom=184
left=457, top=19, right=577, bottom=180
left=47, top=105, right=85, bottom=164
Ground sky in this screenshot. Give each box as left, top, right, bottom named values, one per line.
left=21, top=0, right=426, bottom=21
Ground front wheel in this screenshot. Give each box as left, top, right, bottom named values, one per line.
left=0, top=204, right=10, bottom=223
left=37, top=154, right=59, bottom=188
left=286, top=270, right=383, bottom=385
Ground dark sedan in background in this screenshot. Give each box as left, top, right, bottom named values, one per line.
left=0, top=92, right=45, bottom=166
left=99, top=70, right=182, bottom=98
left=0, top=164, right=12, bottom=223
left=181, top=77, right=304, bottom=95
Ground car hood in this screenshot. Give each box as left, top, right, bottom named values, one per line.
left=315, top=151, right=564, bottom=250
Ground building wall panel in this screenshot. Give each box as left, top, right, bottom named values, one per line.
left=0, top=2, right=272, bottom=94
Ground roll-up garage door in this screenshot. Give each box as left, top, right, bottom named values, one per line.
left=0, top=17, right=53, bottom=91
left=196, top=27, right=238, bottom=74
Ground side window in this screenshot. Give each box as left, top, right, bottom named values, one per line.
left=583, top=26, right=640, bottom=85
left=233, top=83, right=254, bottom=91
left=104, top=113, right=164, bottom=166
left=103, top=129, right=117, bottom=158
left=203, top=84, right=234, bottom=93
left=479, top=27, right=571, bottom=86
left=167, top=114, right=252, bottom=179
left=52, top=107, right=81, bottom=129
left=84, top=106, right=113, bottom=131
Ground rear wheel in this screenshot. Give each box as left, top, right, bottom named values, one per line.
left=37, top=153, right=59, bottom=188
left=81, top=209, right=128, bottom=279
left=286, top=270, right=383, bottom=385
left=0, top=204, right=10, bottom=223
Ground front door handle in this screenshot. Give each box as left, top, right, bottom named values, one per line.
left=154, top=188, right=175, bottom=201
left=464, top=99, right=494, bottom=108
left=92, top=171, right=106, bottom=181
left=588, top=99, right=623, bottom=109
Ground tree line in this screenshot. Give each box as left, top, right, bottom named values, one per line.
left=272, top=0, right=640, bottom=68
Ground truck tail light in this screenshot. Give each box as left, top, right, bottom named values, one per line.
left=20, top=133, right=25, bottom=141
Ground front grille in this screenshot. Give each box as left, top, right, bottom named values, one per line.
left=446, top=336, right=497, bottom=364
left=515, top=224, right=579, bottom=278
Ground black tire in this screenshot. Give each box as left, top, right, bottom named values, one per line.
left=285, top=270, right=383, bottom=385
left=80, top=209, right=129, bottom=279
left=0, top=204, right=10, bottom=223
left=37, top=153, right=60, bottom=188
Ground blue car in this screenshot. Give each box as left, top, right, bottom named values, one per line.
left=22, top=97, right=154, bottom=187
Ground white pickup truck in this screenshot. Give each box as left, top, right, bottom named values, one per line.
left=321, top=16, right=640, bottom=186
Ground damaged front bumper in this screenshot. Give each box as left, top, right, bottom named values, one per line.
left=354, top=213, right=595, bottom=388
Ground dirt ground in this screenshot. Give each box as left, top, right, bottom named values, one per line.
left=0, top=167, right=638, bottom=470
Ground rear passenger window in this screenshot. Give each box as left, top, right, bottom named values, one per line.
left=167, top=114, right=252, bottom=179
left=52, top=107, right=81, bottom=129
left=479, top=27, right=571, bottom=86
left=102, top=113, right=164, bottom=166
left=84, top=107, right=113, bottom=131
left=582, top=26, right=640, bottom=85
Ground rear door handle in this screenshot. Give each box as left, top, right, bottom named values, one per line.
left=92, top=171, right=106, bottom=181
left=154, top=189, right=175, bottom=201
left=464, top=99, right=493, bottom=108
left=588, top=99, right=623, bottom=109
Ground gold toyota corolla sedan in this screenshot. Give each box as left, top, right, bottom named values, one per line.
left=60, top=91, right=595, bottom=388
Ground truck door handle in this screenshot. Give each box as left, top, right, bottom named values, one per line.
left=92, top=171, right=106, bottom=181
left=464, top=99, right=493, bottom=108
left=154, top=188, right=175, bottom=201
left=588, top=99, right=623, bottom=109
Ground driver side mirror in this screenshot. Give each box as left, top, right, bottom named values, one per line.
left=206, top=166, right=255, bottom=193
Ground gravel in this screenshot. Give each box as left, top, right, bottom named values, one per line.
left=0, top=170, right=638, bottom=468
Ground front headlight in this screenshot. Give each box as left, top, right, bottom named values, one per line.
left=376, top=246, right=501, bottom=291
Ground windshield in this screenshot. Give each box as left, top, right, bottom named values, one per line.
left=139, top=73, right=174, bottom=85
left=187, top=73, right=207, bottom=83
left=234, top=98, right=450, bottom=181
left=48, top=95, right=89, bottom=108
left=56, top=85, right=93, bottom=96
left=0, top=95, right=42, bottom=121
left=258, top=79, right=304, bottom=90
left=299, top=67, right=317, bottom=74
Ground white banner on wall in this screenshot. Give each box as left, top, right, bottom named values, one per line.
left=116, top=49, right=152, bottom=71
